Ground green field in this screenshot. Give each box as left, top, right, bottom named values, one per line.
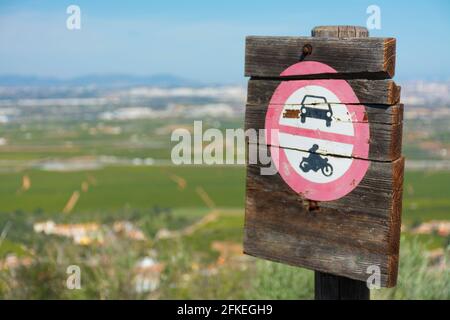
left=0, top=166, right=448, bottom=223
left=0, top=166, right=245, bottom=213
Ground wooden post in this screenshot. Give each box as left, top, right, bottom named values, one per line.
left=315, top=272, right=370, bottom=300
left=312, top=26, right=370, bottom=301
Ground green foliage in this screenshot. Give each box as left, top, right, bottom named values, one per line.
left=0, top=240, right=144, bottom=299
left=245, top=261, right=314, bottom=299
left=374, top=237, right=450, bottom=300
left=0, top=210, right=449, bottom=299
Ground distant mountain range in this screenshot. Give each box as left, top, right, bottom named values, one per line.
left=0, top=74, right=202, bottom=88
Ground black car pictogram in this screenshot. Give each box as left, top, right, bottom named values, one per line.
left=300, top=95, right=333, bottom=127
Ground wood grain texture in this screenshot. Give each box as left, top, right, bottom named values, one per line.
left=244, top=146, right=404, bottom=286
left=312, top=26, right=369, bottom=38
left=278, top=103, right=404, bottom=124
left=246, top=144, right=404, bottom=217
left=245, top=36, right=396, bottom=79
left=309, top=26, right=398, bottom=294
left=245, top=103, right=403, bottom=161
left=247, top=79, right=401, bottom=106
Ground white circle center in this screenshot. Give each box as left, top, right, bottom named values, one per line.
left=278, top=85, right=356, bottom=184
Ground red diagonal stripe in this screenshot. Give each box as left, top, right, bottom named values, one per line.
left=278, top=124, right=356, bottom=145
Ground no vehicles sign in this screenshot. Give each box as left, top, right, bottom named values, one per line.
left=244, top=27, right=404, bottom=288
left=265, top=61, right=370, bottom=201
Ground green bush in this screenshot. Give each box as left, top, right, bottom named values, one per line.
left=245, top=260, right=314, bottom=300
left=373, top=236, right=449, bottom=300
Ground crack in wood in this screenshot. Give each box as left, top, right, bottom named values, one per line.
left=248, top=142, right=401, bottom=163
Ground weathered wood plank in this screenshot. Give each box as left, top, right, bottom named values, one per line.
left=247, top=79, right=401, bottom=106
left=245, top=104, right=403, bottom=161
left=312, top=26, right=369, bottom=39
left=244, top=149, right=404, bottom=286
left=245, top=36, right=396, bottom=78
left=277, top=103, right=404, bottom=125
left=245, top=146, right=404, bottom=217
left=247, top=98, right=403, bottom=125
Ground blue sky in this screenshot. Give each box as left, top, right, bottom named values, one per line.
left=0, top=0, right=449, bottom=83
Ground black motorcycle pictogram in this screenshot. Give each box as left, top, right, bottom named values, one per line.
left=299, top=144, right=333, bottom=177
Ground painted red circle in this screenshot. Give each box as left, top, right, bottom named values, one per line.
left=265, top=61, right=370, bottom=201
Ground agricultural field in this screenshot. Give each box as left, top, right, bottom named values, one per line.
left=0, top=116, right=448, bottom=299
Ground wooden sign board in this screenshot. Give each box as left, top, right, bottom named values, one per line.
left=243, top=26, right=404, bottom=288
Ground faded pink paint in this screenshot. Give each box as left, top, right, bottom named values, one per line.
left=280, top=61, right=337, bottom=77
left=265, top=61, right=370, bottom=201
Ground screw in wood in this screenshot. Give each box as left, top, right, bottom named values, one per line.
left=299, top=44, right=313, bottom=61
left=302, top=44, right=313, bottom=56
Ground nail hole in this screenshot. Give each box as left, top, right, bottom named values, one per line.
left=308, top=200, right=320, bottom=212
